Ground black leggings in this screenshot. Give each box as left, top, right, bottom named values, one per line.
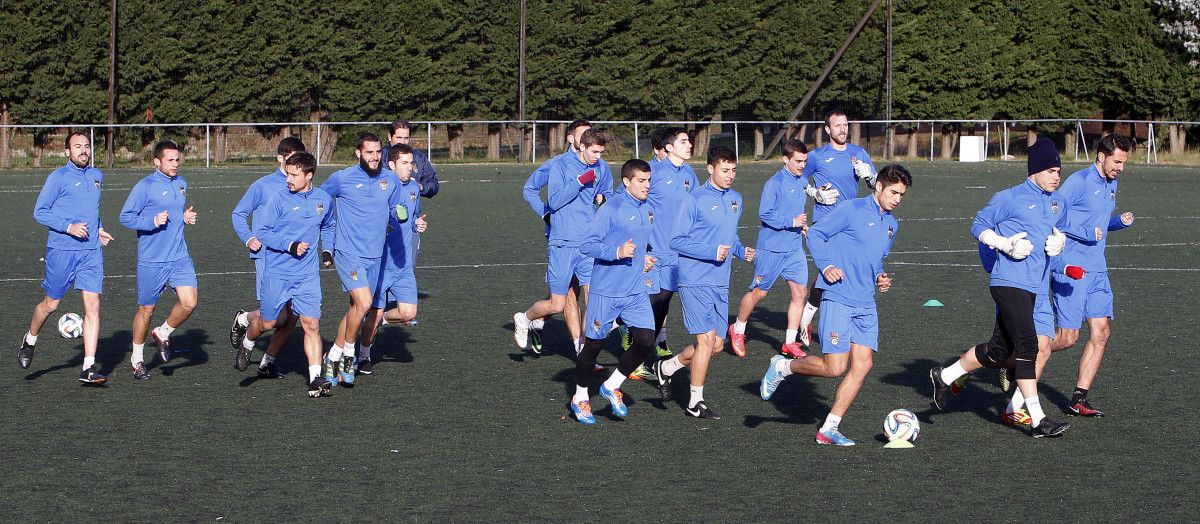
left=972, top=286, right=1038, bottom=380
left=576, top=327, right=656, bottom=387
left=649, top=289, right=673, bottom=333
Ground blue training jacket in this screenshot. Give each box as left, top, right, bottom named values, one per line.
left=255, top=186, right=335, bottom=277
left=231, top=168, right=288, bottom=260
left=34, top=162, right=105, bottom=251
left=971, top=178, right=1067, bottom=293
left=119, top=170, right=191, bottom=263
left=755, top=167, right=810, bottom=253
left=670, top=182, right=747, bottom=288
left=522, top=150, right=572, bottom=218
left=802, top=143, right=874, bottom=222
left=320, top=164, right=403, bottom=259
left=647, top=159, right=700, bottom=267
left=381, top=177, right=423, bottom=273
left=546, top=152, right=614, bottom=247
left=1055, top=164, right=1130, bottom=274
left=579, top=189, right=656, bottom=297
left=809, top=196, right=898, bottom=309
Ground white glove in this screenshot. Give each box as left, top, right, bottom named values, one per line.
left=978, top=229, right=1033, bottom=260
left=853, top=160, right=875, bottom=185
left=804, top=184, right=840, bottom=205
left=1045, top=227, right=1066, bottom=256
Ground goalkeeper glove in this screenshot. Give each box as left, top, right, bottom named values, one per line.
left=978, top=229, right=1033, bottom=260
left=804, top=184, right=840, bottom=205
left=1045, top=227, right=1066, bottom=256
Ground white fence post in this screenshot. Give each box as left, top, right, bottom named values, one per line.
left=532, top=122, right=537, bottom=164
left=634, top=122, right=639, bottom=159
left=734, top=123, right=740, bottom=159
left=205, top=125, right=211, bottom=168
left=426, top=124, right=432, bottom=161
left=89, top=127, right=95, bottom=167
left=315, top=123, right=321, bottom=167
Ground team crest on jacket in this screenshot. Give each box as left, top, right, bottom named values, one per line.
left=410, top=192, right=417, bottom=201
left=1110, top=190, right=1116, bottom=201
left=1050, top=200, right=1060, bottom=214
left=379, top=180, right=388, bottom=191
left=648, top=211, right=654, bottom=223
left=829, top=332, right=840, bottom=345
left=179, top=186, right=186, bottom=195
left=887, top=226, right=894, bottom=238
left=316, top=203, right=325, bottom=215
left=731, top=201, right=739, bottom=213
left=683, top=180, right=691, bottom=191
left=94, top=179, right=101, bottom=189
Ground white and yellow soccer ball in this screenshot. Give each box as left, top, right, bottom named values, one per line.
left=57, top=313, right=83, bottom=339
left=884, top=409, right=920, bottom=442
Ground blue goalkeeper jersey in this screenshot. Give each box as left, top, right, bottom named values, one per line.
left=546, top=152, right=614, bottom=247
left=231, top=168, right=288, bottom=260
left=320, top=164, right=403, bottom=258
left=755, top=167, right=810, bottom=253
left=971, top=178, right=1067, bottom=293
left=579, top=189, right=656, bottom=297
left=802, top=144, right=874, bottom=222
left=119, top=170, right=191, bottom=263
left=670, top=182, right=747, bottom=288
left=808, top=196, right=898, bottom=309
left=382, top=177, right=423, bottom=272
left=255, top=187, right=336, bottom=277
left=34, top=162, right=105, bottom=251
left=647, top=159, right=700, bottom=266
left=1055, top=164, right=1130, bottom=273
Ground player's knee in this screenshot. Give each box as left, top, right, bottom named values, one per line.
left=136, top=305, right=156, bottom=318
left=1091, top=322, right=1111, bottom=344
left=1060, top=330, right=1080, bottom=348
left=547, top=296, right=566, bottom=314
left=40, top=297, right=60, bottom=314
left=631, top=328, right=655, bottom=350
left=300, top=317, right=320, bottom=334
left=178, top=295, right=197, bottom=312
left=260, top=318, right=278, bottom=330
left=827, top=359, right=849, bottom=377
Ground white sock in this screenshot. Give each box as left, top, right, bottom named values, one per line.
left=516, top=311, right=531, bottom=329
left=603, top=371, right=627, bottom=392
left=661, top=355, right=685, bottom=377
left=358, top=344, right=372, bottom=360
left=260, top=354, right=275, bottom=369
left=776, top=356, right=794, bottom=377
left=308, top=364, right=321, bottom=381
left=820, top=413, right=842, bottom=432
left=327, top=344, right=343, bottom=361
left=609, top=320, right=619, bottom=334
left=1006, top=388, right=1026, bottom=413
left=573, top=338, right=583, bottom=355
left=242, top=336, right=255, bottom=351
left=531, top=318, right=545, bottom=330
left=940, top=361, right=968, bottom=385
left=1025, top=395, right=1046, bottom=427
left=236, top=311, right=249, bottom=327
left=25, top=332, right=37, bottom=346
left=785, top=329, right=798, bottom=344
left=733, top=320, right=747, bottom=335
left=131, top=343, right=145, bottom=366
left=573, top=385, right=589, bottom=404
left=688, top=385, right=704, bottom=408
left=158, top=322, right=176, bottom=338
left=83, top=356, right=96, bottom=369
left=800, top=302, right=818, bottom=329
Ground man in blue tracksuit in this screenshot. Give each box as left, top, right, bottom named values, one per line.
left=567, top=159, right=659, bottom=425
left=19, top=132, right=114, bottom=385
left=119, top=141, right=198, bottom=381
left=799, top=110, right=877, bottom=345
left=356, top=144, right=428, bottom=376
left=320, top=133, right=404, bottom=386
left=731, top=139, right=813, bottom=360
left=651, top=146, right=755, bottom=420
left=1046, top=134, right=1135, bottom=417
left=930, top=137, right=1071, bottom=438
left=518, top=119, right=593, bottom=352
left=644, top=127, right=701, bottom=358
left=233, top=152, right=336, bottom=398
left=381, top=120, right=439, bottom=199
left=758, top=164, right=910, bottom=446
left=229, top=137, right=306, bottom=376
left=511, top=128, right=613, bottom=355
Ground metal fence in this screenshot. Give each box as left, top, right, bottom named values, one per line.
left=0, top=118, right=1195, bottom=169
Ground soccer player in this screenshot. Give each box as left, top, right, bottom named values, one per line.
left=19, top=132, right=114, bottom=384
left=758, top=165, right=910, bottom=446
left=118, top=140, right=198, bottom=381
left=320, top=133, right=404, bottom=386
left=647, top=126, right=672, bottom=167
left=798, top=110, right=876, bottom=347
left=644, top=127, right=701, bottom=359
left=234, top=152, right=336, bottom=397
left=511, top=129, right=613, bottom=355
left=1046, top=133, right=1135, bottom=417
left=928, top=137, right=1071, bottom=438
left=730, top=139, right=812, bottom=359
left=381, top=120, right=439, bottom=199
left=568, top=159, right=659, bottom=424
left=229, top=137, right=306, bottom=376
left=356, top=144, right=427, bottom=375
left=650, top=146, right=755, bottom=419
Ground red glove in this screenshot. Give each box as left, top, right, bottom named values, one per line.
left=577, top=169, right=596, bottom=186
left=1065, top=265, right=1085, bottom=280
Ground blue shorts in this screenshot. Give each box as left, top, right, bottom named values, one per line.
left=584, top=293, right=655, bottom=340
left=818, top=299, right=879, bottom=353
left=546, top=245, right=592, bottom=295
left=1034, top=294, right=1055, bottom=338
left=42, top=247, right=104, bottom=299
left=334, top=251, right=381, bottom=294
left=254, top=257, right=265, bottom=301
left=260, top=276, right=322, bottom=321
left=1051, top=271, right=1113, bottom=330
left=748, top=249, right=809, bottom=291
left=373, top=265, right=418, bottom=308
left=136, top=256, right=197, bottom=306
left=649, top=262, right=680, bottom=293
left=680, top=286, right=729, bottom=337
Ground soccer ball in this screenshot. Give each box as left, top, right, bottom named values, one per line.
left=884, top=409, right=920, bottom=442
left=57, top=313, right=83, bottom=339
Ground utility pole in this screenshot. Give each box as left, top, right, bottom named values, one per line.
left=885, top=0, right=893, bottom=158
left=106, top=0, right=116, bottom=168
left=518, top=0, right=528, bottom=162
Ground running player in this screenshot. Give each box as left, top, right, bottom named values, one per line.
left=758, top=164, right=911, bottom=446
left=644, top=127, right=700, bottom=359
left=381, top=120, right=439, bottom=198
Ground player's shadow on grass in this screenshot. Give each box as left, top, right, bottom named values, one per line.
left=236, top=331, right=331, bottom=388
left=742, top=309, right=791, bottom=349
left=741, top=375, right=828, bottom=429
left=151, top=328, right=211, bottom=376
left=370, top=325, right=415, bottom=367
left=22, top=349, right=85, bottom=381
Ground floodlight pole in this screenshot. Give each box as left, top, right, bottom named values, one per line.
left=518, top=0, right=527, bottom=162
left=106, top=0, right=116, bottom=168
left=761, top=0, right=884, bottom=158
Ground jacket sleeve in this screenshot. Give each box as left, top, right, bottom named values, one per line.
left=670, top=199, right=716, bottom=261
left=808, top=204, right=851, bottom=272
left=119, top=181, right=160, bottom=232
left=32, top=173, right=73, bottom=232
left=547, top=161, right=584, bottom=211
left=757, top=176, right=789, bottom=229
left=231, top=182, right=261, bottom=245
left=523, top=164, right=551, bottom=217
left=416, top=150, right=439, bottom=198
left=256, top=196, right=292, bottom=253
left=578, top=206, right=621, bottom=261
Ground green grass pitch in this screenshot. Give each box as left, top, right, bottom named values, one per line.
left=0, top=159, right=1197, bottom=520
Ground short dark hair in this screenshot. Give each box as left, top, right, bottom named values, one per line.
left=707, top=145, right=737, bottom=166
left=387, top=143, right=415, bottom=163
left=357, top=132, right=382, bottom=150
left=824, top=109, right=848, bottom=127
left=621, top=159, right=651, bottom=180
left=782, top=139, right=809, bottom=158
left=285, top=151, right=317, bottom=174
left=579, top=128, right=606, bottom=147
left=1096, top=134, right=1132, bottom=157
left=153, top=140, right=180, bottom=160
left=277, top=136, right=306, bottom=156
left=662, top=127, right=689, bottom=149
left=875, top=163, right=913, bottom=188
left=389, top=120, right=411, bottom=135
left=64, top=131, right=88, bottom=150
left=565, top=119, right=591, bottom=139
left=650, top=127, right=673, bottom=151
